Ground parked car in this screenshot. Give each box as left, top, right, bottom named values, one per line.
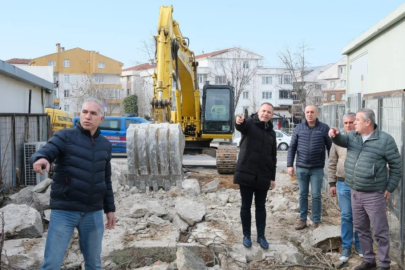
left=233, top=130, right=291, bottom=150
left=73, top=116, right=149, bottom=153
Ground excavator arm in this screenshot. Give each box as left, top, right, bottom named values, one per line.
left=152, top=6, right=201, bottom=138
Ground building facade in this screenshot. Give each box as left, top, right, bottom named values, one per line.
left=121, top=48, right=294, bottom=124
left=30, top=43, right=124, bottom=115
left=317, top=58, right=347, bottom=103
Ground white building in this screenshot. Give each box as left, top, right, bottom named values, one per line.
left=0, top=59, right=53, bottom=113
left=317, top=58, right=347, bottom=103
left=122, top=48, right=294, bottom=120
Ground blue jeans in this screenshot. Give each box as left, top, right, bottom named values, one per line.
left=296, top=166, right=323, bottom=222
left=41, top=210, right=104, bottom=270
left=337, top=181, right=360, bottom=249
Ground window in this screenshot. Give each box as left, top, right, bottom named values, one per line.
left=99, top=119, right=120, bottom=131
left=198, top=74, right=207, bottom=84
left=64, top=75, right=69, bottom=82
left=315, top=84, right=322, bottom=90
left=95, top=76, right=104, bottom=83
left=262, top=76, right=272, bottom=84
left=215, top=76, right=226, bottom=84
left=330, top=94, right=336, bottom=101
left=64, top=105, right=70, bottom=111
left=340, top=80, right=346, bottom=87
left=243, top=61, right=249, bottom=69
left=262, top=91, right=272, bottom=99
left=53, top=89, right=58, bottom=97
left=242, top=91, right=249, bottom=99
left=64, top=89, right=70, bottom=97
left=330, top=81, right=335, bottom=88
left=284, top=75, right=292, bottom=85
left=275, top=131, right=283, bottom=138
left=63, top=59, right=69, bottom=67
left=242, top=106, right=249, bottom=115
left=127, top=89, right=130, bottom=96
left=340, top=66, right=346, bottom=74
left=98, top=62, right=105, bottom=68
left=48, top=61, right=55, bottom=66
left=109, top=89, right=120, bottom=99
left=215, top=61, right=225, bottom=69
left=279, top=90, right=291, bottom=99
left=53, top=76, right=57, bottom=83
left=278, top=76, right=283, bottom=84
left=340, top=93, right=346, bottom=100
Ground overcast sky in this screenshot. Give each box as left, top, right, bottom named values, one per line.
left=1, top=0, right=404, bottom=68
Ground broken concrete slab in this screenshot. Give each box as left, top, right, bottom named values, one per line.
left=176, top=246, right=207, bottom=270
left=175, top=198, right=205, bottom=226
left=32, top=178, right=52, bottom=193
left=0, top=204, right=43, bottom=239
left=182, top=179, right=201, bottom=197
left=201, top=179, right=219, bottom=193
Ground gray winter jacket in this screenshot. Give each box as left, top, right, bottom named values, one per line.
left=332, top=127, right=402, bottom=193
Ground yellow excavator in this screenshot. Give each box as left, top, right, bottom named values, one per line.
left=126, top=6, right=237, bottom=190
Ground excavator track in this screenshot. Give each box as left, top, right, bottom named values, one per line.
left=216, top=143, right=238, bottom=174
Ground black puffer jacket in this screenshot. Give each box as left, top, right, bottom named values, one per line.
left=287, top=119, right=331, bottom=168
left=233, top=113, right=277, bottom=190
left=30, top=123, right=115, bottom=213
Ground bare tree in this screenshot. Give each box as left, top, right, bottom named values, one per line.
left=67, top=75, right=122, bottom=115
left=209, top=48, right=260, bottom=110
left=278, top=42, right=313, bottom=119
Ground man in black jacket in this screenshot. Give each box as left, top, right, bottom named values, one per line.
left=234, top=102, right=277, bottom=250
left=31, top=98, right=116, bottom=270
left=287, top=105, right=331, bottom=230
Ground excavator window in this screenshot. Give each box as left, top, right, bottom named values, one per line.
left=202, top=85, right=234, bottom=134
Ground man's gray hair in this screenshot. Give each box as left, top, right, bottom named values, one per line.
left=82, top=97, right=105, bottom=115
left=357, top=108, right=375, bottom=126
left=260, top=102, right=274, bottom=108
left=343, top=112, right=356, bottom=118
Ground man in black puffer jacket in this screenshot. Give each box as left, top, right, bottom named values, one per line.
left=234, top=102, right=277, bottom=250
left=31, top=98, right=116, bottom=270
left=287, top=105, right=331, bottom=230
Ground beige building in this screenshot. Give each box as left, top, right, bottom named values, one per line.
left=31, top=43, right=124, bottom=115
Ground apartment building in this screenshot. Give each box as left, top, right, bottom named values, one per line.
left=122, top=48, right=294, bottom=122
left=317, top=58, right=347, bottom=103
left=30, top=43, right=124, bottom=115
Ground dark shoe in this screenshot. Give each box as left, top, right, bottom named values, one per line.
left=354, top=261, right=377, bottom=270
left=257, top=236, right=269, bottom=249
left=243, top=236, right=252, bottom=248
left=313, top=222, right=320, bottom=229
left=376, top=267, right=390, bottom=270
left=294, top=220, right=307, bottom=230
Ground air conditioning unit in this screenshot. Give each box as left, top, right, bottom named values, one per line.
left=24, top=142, right=48, bottom=186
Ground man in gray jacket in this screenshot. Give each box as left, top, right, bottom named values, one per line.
left=329, top=108, right=402, bottom=270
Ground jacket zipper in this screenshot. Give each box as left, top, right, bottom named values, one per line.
left=353, top=136, right=378, bottom=187
left=90, top=136, right=95, bottom=211
left=307, top=128, right=314, bottom=164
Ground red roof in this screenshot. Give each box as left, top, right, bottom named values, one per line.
left=122, top=63, right=155, bottom=71
left=195, top=48, right=234, bottom=59
left=6, top=58, right=31, bottom=64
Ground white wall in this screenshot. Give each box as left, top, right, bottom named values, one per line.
left=347, top=18, right=405, bottom=95
left=0, top=74, right=49, bottom=113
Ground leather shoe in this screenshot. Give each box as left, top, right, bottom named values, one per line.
left=294, top=220, right=307, bottom=230
left=243, top=236, right=252, bottom=248
left=376, top=267, right=390, bottom=270
left=257, top=236, right=269, bottom=249
left=354, top=261, right=377, bottom=270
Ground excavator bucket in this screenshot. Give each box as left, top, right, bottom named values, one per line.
left=126, top=123, right=185, bottom=191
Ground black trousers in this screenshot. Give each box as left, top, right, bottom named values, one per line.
left=239, top=184, right=268, bottom=238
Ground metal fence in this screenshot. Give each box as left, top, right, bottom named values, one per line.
left=320, top=92, right=405, bottom=267
left=0, top=114, right=49, bottom=188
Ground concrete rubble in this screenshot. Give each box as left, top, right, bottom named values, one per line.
left=0, top=159, right=397, bottom=269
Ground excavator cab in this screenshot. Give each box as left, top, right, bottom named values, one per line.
left=202, top=84, right=235, bottom=135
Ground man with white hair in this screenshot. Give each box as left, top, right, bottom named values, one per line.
left=31, top=98, right=116, bottom=269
